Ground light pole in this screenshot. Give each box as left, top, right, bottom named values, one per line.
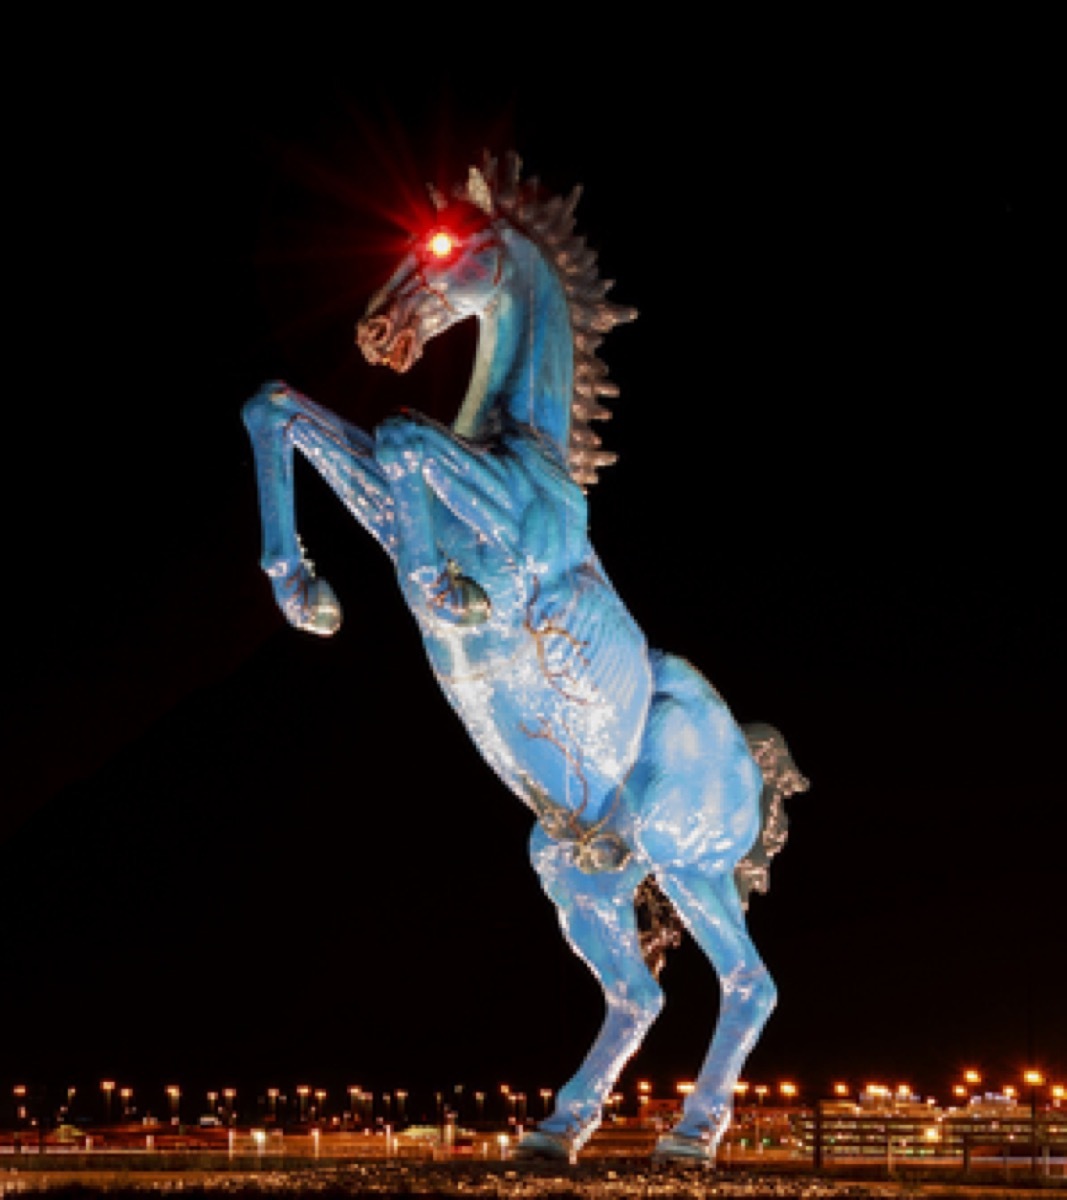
left=1023, top=1070, right=1044, bottom=1176
left=753, top=1085, right=768, bottom=1153
left=100, top=1081, right=115, bottom=1125
left=166, top=1086, right=180, bottom=1126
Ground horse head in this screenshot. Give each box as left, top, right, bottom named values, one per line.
left=356, top=152, right=636, bottom=489
left=356, top=188, right=505, bottom=376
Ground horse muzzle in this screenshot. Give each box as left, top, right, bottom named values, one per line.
left=356, top=313, right=421, bottom=373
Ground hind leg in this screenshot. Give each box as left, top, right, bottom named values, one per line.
left=519, top=824, right=662, bottom=1161
left=652, top=867, right=776, bottom=1161
left=627, top=652, right=772, bottom=1162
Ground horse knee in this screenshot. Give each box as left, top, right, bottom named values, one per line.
left=608, top=972, right=663, bottom=1029
left=735, top=965, right=776, bottom=1021
left=241, top=382, right=290, bottom=432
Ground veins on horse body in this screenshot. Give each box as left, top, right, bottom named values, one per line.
left=518, top=712, right=591, bottom=830
left=524, top=575, right=592, bottom=705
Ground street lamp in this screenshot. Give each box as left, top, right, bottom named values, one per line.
left=223, top=1088, right=236, bottom=1126
left=166, top=1086, right=180, bottom=1126
left=101, top=1081, right=115, bottom=1124
left=1023, top=1070, right=1045, bottom=1175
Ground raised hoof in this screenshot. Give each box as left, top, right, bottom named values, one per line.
left=513, top=1130, right=575, bottom=1162
left=285, top=578, right=342, bottom=637
left=652, top=1132, right=714, bottom=1163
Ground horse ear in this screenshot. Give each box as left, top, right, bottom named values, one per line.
left=465, top=166, right=494, bottom=214
left=427, top=183, right=448, bottom=211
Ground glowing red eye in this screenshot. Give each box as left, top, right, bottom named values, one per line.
left=427, top=230, right=457, bottom=259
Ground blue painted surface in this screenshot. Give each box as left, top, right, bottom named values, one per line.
left=243, top=153, right=807, bottom=1162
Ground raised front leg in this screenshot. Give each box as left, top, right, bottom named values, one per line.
left=242, top=382, right=396, bottom=634
left=520, top=825, right=662, bottom=1162
left=377, top=412, right=522, bottom=549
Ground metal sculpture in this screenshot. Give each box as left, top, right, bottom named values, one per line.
left=242, top=152, right=807, bottom=1163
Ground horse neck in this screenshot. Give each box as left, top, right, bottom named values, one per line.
left=454, top=232, right=573, bottom=460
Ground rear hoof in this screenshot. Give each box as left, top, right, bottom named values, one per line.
left=514, top=1130, right=575, bottom=1162
left=652, top=1132, right=714, bottom=1163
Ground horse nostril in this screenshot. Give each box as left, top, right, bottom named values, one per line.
left=356, top=315, right=390, bottom=348
left=356, top=315, right=394, bottom=362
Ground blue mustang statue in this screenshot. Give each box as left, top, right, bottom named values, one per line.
left=243, top=152, right=807, bottom=1163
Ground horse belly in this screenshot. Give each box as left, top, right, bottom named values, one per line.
left=436, top=595, right=653, bottom=822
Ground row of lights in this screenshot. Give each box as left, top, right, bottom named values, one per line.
left=11, top=1070, right=1064, bottom=1126
left=12, top=1081, right=547, bottom=1126
left=670, top=1070, right=1065, bottom=1108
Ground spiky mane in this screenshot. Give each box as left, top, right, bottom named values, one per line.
left=459, top=151, right=636, bottom=488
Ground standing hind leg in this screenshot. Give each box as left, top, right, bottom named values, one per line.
left=653, top=868, right=776, bottom=1160
left=519, top=824, right=662, bottom=1161
left=627, top=651, right=774, bottom=1162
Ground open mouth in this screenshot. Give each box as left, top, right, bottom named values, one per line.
left=356, top=315, right=420, bottom=374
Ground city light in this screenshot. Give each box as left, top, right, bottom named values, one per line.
left=100, top=1080, right=115, bottom=1123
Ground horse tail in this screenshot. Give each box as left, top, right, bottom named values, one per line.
left=733, top=723, right=809, bottom=909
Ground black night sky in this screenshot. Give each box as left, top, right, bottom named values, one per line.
left=3, top=19, right=1062, bottom=1122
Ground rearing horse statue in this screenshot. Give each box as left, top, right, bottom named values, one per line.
left=243, top=152, right=807, bottom=1163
